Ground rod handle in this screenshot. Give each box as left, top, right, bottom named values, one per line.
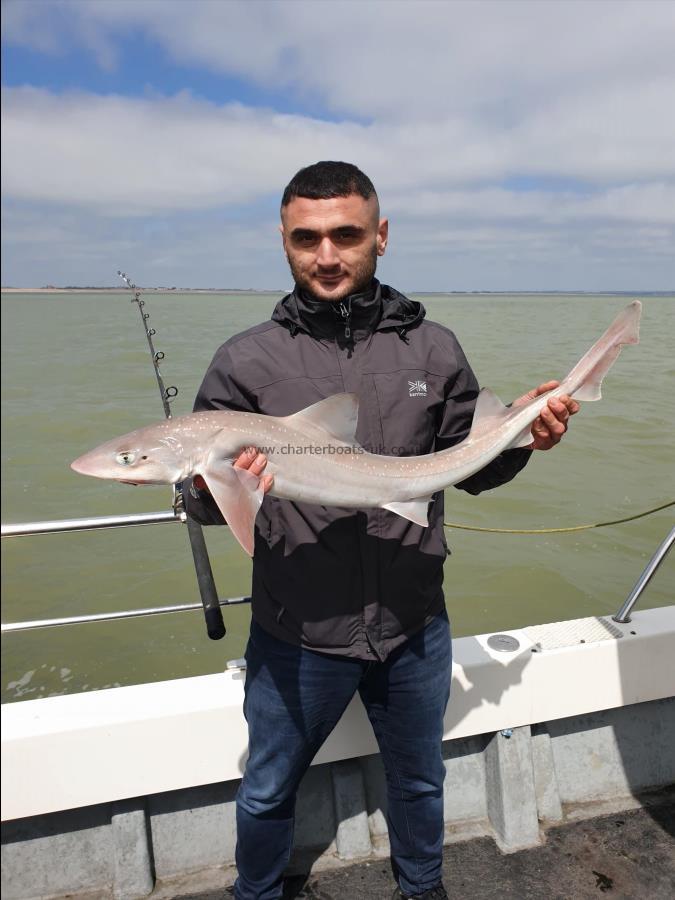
left=203, top=606, right=227, bottom=641
left=185, top=517, right=226, bottom=640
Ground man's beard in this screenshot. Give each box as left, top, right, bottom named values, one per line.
left=287, top=244, right=378, bottom=302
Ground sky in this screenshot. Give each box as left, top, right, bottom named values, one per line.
left=2, top=0, right=674, bottom=291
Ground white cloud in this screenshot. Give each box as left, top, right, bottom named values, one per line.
left=2, top=0, right=674, bottom=289
left=1, top=203, right=291, bottom=289
left=5, top=1, right=675, bottom=123
left=1, top=87, right=368, bottom=214
left=4, top=194, right=672, bottom=293
left=4, top=86, right=675, bottom=216
left=388, top=183, right=675, bottom=225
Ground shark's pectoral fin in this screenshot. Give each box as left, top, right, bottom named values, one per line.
left=383, top=497, right=432, bottom=527
left=200, top=459, right=264, bottom=556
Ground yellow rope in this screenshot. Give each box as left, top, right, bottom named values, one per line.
left=444, top=500, right=675, bottom=535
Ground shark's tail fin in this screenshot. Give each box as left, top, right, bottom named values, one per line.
left=561, top=300, right=641, bottom=402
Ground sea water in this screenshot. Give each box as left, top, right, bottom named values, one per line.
left=2, top=291, right=673, bottom=701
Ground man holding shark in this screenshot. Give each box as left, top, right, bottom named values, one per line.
left=185, top=162, right=578, bottom=900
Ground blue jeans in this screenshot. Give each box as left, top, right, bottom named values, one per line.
left=234, top=613, right=452, bottom=899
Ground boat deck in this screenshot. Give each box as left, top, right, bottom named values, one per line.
left=169, top=793, right=675, bottom=900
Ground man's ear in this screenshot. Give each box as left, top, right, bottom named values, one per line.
left=278, top=223, right=289, bottom=260
left=377, top=218, right=389, bottom=256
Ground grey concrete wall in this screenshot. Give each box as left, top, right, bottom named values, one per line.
left=2, top=697, right=673, bottom=900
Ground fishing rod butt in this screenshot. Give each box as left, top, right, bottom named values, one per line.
left=184, top=515, right=227, bottom=641
left=204, top=606, right=227, bottom=641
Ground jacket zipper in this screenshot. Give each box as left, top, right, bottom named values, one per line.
left=332, top=325, right=370, bottom=653
left=336, top=299, right=352, bottom=340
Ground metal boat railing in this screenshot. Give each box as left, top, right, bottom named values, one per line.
left=1, top=513, right=673, bottom=633
left=0, top=597, right=253, bottom=633
left=1, top=510, right=252, bottom=634
left=1, top=510, right=184, bottom=537
left=611, top=525, right=675, bottom=624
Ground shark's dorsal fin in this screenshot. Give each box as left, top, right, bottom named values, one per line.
left=474, top=387, right=509, bottom=419
left=467, top=388, right=510, bottom=440
left=468, top=388, right=533, bottom=448
left=284, top=393, right=360, bottom=444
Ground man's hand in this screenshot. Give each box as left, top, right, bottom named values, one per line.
left=512, top=380, right=580, bottom=451
left=193, top=447, right=274, bottom=493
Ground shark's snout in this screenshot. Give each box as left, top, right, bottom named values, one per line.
left=71, top=453, right=103, bottom=478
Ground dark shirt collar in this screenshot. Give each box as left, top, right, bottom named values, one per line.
left=271, top=280, right=426, bottom=341
left=294, top=280, right=382, bottom=341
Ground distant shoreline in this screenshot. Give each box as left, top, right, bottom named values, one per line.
left=2, top=288, right=672, bottom=296
left=0, top=287, right=286, bottom=295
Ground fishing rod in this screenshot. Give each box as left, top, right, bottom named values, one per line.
left=118, top=271, right=226, bottom=640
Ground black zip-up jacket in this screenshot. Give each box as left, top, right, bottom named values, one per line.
left=185, top=282, right=531, bottom=660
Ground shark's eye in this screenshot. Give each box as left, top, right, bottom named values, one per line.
left=115, top=451, right=136, bottom=466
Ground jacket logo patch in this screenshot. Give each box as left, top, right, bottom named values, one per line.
left=408, top=380, right=427, bottom=397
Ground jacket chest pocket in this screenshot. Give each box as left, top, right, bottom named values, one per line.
left=371, top=372, right=444, bottom=457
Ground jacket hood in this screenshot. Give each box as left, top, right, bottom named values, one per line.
left=271, top=280, right=426, bottom=341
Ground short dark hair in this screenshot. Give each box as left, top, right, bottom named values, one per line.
left=281, top=161, right=377, bottom=208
